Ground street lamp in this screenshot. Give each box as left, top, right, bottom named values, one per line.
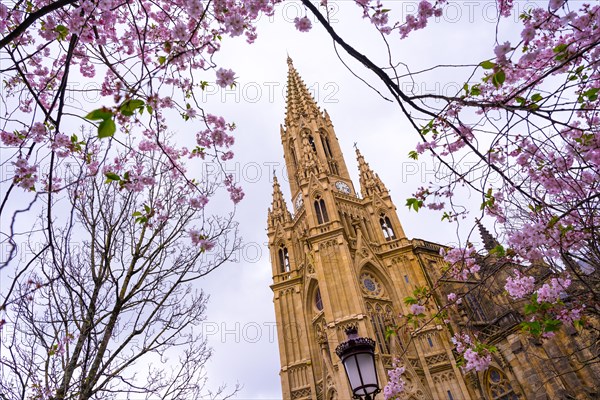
left=335, top=327, right=381, bottom=400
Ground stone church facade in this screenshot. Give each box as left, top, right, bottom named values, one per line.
left=266, top=58, right=599, bottom=400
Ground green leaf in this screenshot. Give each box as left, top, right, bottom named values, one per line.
left=98, top=118, right=116, bottom=138
left=85, top=108, right=113, bottom=121
left=119, top=99, right=145, bottom=117
left=583, top=88, right=599, bottom=101
left=523, top=302, right=538, bottom=315
left=132, top=211, right=142, bottom=217
left=384, top=326, right=396, bottom=340
left=521, top=320, right=542, bottom=336
left=490, top=244, right=505, bottom=257
left=408, top=150, right=419, bottom=160
left=492, top=69, right=505, bottom=87
left=470, top=86, right=481, bottom=96
left=403, top=296, right=418, bottom=305
left=531, top=93, right=543, bottom=103
left=553, top=43, right=568, bottom=53
left=406, top=198, right=423, bottom=212
left=158, top=56, right=166, bottom=65
left=480, top=60, right=496, bottom=69
left=544, top=319, right=562, bottom=332
left=54, top=25, right=69, bottom=41
left=104, top=172, right=121, bottom=181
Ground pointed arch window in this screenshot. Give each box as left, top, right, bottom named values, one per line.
left=321, top=133, right=333, bottom=158
left=278, top=245, right=290, bottom=273
left=485, top=368, right=519, bottom=400
left=289, top=144, right=297, bottom=168
left=314, top=196, right=329, bottom=224
left=379, top=214, right=396, bottom=241
left=315, top=287, right=324, bottom=311
left=366, top=301, right=394, bottom=355
left=308, top=135, right=317, bottom=153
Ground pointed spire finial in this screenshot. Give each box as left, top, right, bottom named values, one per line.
left=476, top=219, right=500, bottom=252
left=268, top=173, right=291, bottom=227
left=284, top=58, right=320, bottom=127
left=356, top=147, right=388, bottom=198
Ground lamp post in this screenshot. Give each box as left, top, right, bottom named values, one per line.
left=335, top=327, right=381, bottom=400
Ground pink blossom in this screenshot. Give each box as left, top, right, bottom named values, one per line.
left=139, top=140, right=158, bottom=152
left=536, top=276, right=571, bottom=303
left=443, top=247, right=481, bottom=281
left=383, top=365, right=406, bottom=400
left=410, top=304, right=426, bottom=315
left=494, top=41, right=512, bottom=62
left=463, top=348, right=492, bottom=372
left=0, top=3, right=8, bottom=32
left=294, top=16, right=312, bottom=32
left=497, top=0, right=514, bottom=17
left=521, top=26, right=535, bottom=43
left=190, top=196, right=209, bottom=209
left=451, top=332, right=472, bottom=353
left=549, top=0, right=565, bottom=11
left=30, top=122, right=46, bottom=142
left=12, top=158, right=38, bottom=190
left=189, top=230, right=215, bottom=251
left=557, top=306, right=583, bottom=325
left=505, top=270, right=535, bottom=299
left=1, top=130, right=24, bottom=146
left=216, top=68, right=236, bottom=88
left=427, top=202, right=444, bottom=210
left=172, top=22, right=189, bottom=41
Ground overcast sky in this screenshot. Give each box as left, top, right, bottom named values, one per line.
left=192, top=0, right=530, bottom=397
left=0, top=0, right=530, bottom=397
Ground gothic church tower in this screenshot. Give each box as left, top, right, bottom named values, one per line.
left=267, top=58, right=473, bottom=400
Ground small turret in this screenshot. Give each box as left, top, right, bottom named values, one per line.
left=356, top=147, right=388, bottom=198
left=267, top=174, right=291, bottom=229
left=476, top=219, right=500, bottom=252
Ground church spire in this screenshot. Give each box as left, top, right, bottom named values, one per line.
left=356, top=147, right=388, bottom=197
left=285, top=57, right=321, bottom=128
left=476, top=219, right=500, bottom=252
left=268, top=174, right=291, bottom=228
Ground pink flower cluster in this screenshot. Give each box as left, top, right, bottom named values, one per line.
left=451, top=332, right=472, bottom=353
left=399, top=0, right=444, bottom=38
left=536, top=276, right=571, bottom=303
left=196, top=114, right=236, bottom=150
left=452, top=333, right=492, bottom=372
left=463, top=348, right=492, bottom=372
left=383, top=364, right=406, bottom=400
left=556, top=306, right=583, bottom=325
left=447, top=292, right=462, bottom=304
left=12, top=158, right=38, bottom=190
left=294, top=16, right=312, bottom=32
left=190, top=195, right=209, bottom=209
left=410, top=304, right=426, bottom=315
left=504, top=269, right=535, bottom=299
left=189, top=230, right=216, bottom=251
left=216, top=68, right=236, bottom=88
left=225, top=174, right=245, bottom=204
left=441, top=247, right=481, bottom=281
